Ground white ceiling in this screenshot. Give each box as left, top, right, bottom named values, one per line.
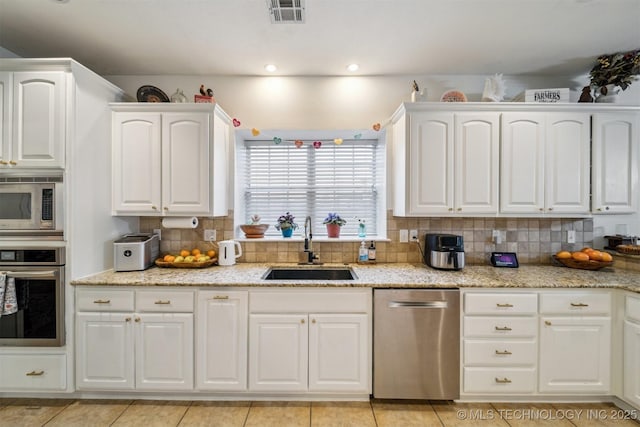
left=0, top=0, right=638, bottom=77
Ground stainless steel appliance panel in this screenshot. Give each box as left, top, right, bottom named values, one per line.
left=373, top=289, right=460, bottom=399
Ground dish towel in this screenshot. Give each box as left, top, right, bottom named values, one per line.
left=0, top=272, right=18, bottom=317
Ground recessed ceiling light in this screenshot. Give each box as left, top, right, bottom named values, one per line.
left=346, top=63, right=359, bottom=72
left=264, top=64, right=277, bottom=73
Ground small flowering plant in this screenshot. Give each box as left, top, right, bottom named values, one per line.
left=590, top=49, right=640, bottom=93
left=323, top=213, right=347, bottom=227
left=275, top=212, right=298, bottom=230
left=248, top=214, right=261, bottom=224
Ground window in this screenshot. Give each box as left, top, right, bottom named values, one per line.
left=235, top=132, right=386, bottom=238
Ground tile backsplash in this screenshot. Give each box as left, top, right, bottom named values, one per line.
left=138, top=211, right=626, bottom=268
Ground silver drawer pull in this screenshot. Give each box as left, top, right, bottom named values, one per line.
left=570, top=303, right=589, bottom=307
left=26, top=370, right=45, bottom=376
left=495, top=377, right=512, bottom=384
left=496, top=303, right=514, bottom=308
left=154, top=300, right=171, bottom=305
left=389, top=301, right=448, bottom=308
left=495, top=326, right=512, bottom=331
left=211, top=295, right=229, bottom=300
left=93, top=299, right=111, bottom=304
left=495, top=350, right=512, bottom=355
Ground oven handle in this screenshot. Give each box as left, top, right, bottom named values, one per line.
left=4, top=270, right=59, bottom=279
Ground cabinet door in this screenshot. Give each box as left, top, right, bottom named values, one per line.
left=75, top=312, right=134, bottom=390
left=112, top=112, right=162, bottom=214
left=624, top=320, right=640, bottom=408
left=12, top=71, right=65, bottom=168
left=249, top=314, right=308, bottom=391
left=500, top=113, right=545, bottom=213
left=539, top=316, right=611, bottom=393
left=408, top=113, right=454, bottom=215
left=162, top=113, right=211, bottom=215
left=0, top=72, right=10, bottom=166
left=197, top=291, right=248, bottom=391
left=592, top=113, right=639, bottom=214
left=135, top=313, right=194, bottom=391
left=308, top=314, right=369, bottom=392
left=454, top=113, right=499, bottom=214
left=545, top=113, right=591, bottom=214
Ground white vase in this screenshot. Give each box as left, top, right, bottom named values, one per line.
left=594, top=84, right=620, bottom=103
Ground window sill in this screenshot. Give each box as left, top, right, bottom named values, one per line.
left=236, top=236, right=390, bottom=243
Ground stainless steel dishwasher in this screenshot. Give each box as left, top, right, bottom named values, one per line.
left=373, top=289, right=460, bottom=399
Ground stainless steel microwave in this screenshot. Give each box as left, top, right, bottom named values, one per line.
left=0, top=183, right=61, bottom=234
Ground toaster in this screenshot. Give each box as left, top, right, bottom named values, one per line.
left=114, top=233, right=160, bottom=272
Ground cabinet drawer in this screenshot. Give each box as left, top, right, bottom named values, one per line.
left=463, top=367, right=536, bottom=394
left=627, top=295, right=640, bottom=322
left=136, top=290, right=194, bottom=312
left=464, top=340, right=537, bottom=366
left=464, top=293, right=537, bottom=315
left=0, top=354, right=66, bottom=390
left=539, top=292, right=611, bottom=315
left=464, top=316, right=537, bottom=338
left=250, top=290, right=370, bottom=313
left=76, top=288, right=134, bottom=312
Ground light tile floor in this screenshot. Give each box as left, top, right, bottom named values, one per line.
left=0, top=399, right=638, bottom=427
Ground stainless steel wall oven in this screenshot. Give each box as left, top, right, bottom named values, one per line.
left=0, top=247, right=65, bottom=346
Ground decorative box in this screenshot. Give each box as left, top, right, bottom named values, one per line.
left=525, top=88, right=570, bottom=103
left=194, top=95, right=215, bottom=103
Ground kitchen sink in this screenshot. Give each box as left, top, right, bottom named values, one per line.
left=262, top=266, right=357, bottom=280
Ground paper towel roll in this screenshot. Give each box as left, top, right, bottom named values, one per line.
left=161, top=217, right=199, bottom=229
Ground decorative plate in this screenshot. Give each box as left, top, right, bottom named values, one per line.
left=440, top=90, right=467, bottom=102
left=137, top=85, right=169, bottom=103
left=155, top=258, right=217, bottom=268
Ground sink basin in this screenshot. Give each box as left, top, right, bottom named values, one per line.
left=262, top=267, right=357, bottom=280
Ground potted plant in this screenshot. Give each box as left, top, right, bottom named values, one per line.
left=589, top=49, right=640, bottom=102
left=275, top=212, right=298, bottom=238
left=323, top=213, right=347, bottom=238
left=239, top=214, right=269, bottom=238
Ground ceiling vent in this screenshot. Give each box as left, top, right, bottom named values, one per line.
left=267, top=0, right=305, bottom=24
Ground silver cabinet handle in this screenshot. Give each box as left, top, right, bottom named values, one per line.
left=495, top=326, right=512, bottom=331
left=93, top=299, right=111, bottom=304
left=495, top=377, right=512, bottom=384
left=389, top=301, right=448, bottom=308
left=570, top=303, right=589, bottom=307
left=495, top=350, right=512, bottom=355
left=26, top=370, right=45, bottom=376
left=496, top=303, right=513, bottom=308
left=154, top=300, right=171, bottom=305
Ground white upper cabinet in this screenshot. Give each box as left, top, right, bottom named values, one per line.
left=592, top=112, right=639, bottom=214
left=501, top=112, right=590, bottom=215
left=111, top=104, right=230, bottom=217
left=1, top=71, right=66, bottom=169
left=393, top=108, right=499, bottom=216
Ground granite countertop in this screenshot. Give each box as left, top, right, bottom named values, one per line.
left=71, top=263, right=640, bottom=293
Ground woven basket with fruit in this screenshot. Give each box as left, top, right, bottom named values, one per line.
left=553, top=247, right=613, bottom=270
left=156, top=248, right=217, bottom=268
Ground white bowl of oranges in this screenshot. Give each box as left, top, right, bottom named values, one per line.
left=553, top=247, right=613, bottom=270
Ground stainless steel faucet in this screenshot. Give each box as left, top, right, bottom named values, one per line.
left=303, top=216, right=320, bottom=264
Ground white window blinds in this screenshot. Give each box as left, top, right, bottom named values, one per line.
left=241, top=138, right=383, bottom=237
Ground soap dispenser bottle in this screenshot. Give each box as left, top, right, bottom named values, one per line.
left=368, top=241, right=376, bottom=261
left=359, top=241, right=368, bottom=262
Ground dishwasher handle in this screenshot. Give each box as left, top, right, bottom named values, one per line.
left=388, top=301, right=448, bottom=309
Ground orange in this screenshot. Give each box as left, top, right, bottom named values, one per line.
left=180, top=249, right=190, bottom=257
left=581, top=247, right=593, bottom=253
left=191, top=248, right=201, bottom=256
left=600, top=252, right=613, bottom=262
left=163, top=254, right=176, bottom=262
left=588, top=250, right=603, bottom=261
left=555, top=251, right=572, bottom=259
left=207, top=249, right=216, bottom=258
left=572, top=251, right=590, bottom=261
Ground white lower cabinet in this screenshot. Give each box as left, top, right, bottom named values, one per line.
left=75, top=288, right=194, bottom=391
left=248, top=289, right=371, bottom=394
left=0, top=354, right=66, bottom=391
left=624, top=294, right=640, bottom=408
left=197, top=291, right=248, bottom=391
